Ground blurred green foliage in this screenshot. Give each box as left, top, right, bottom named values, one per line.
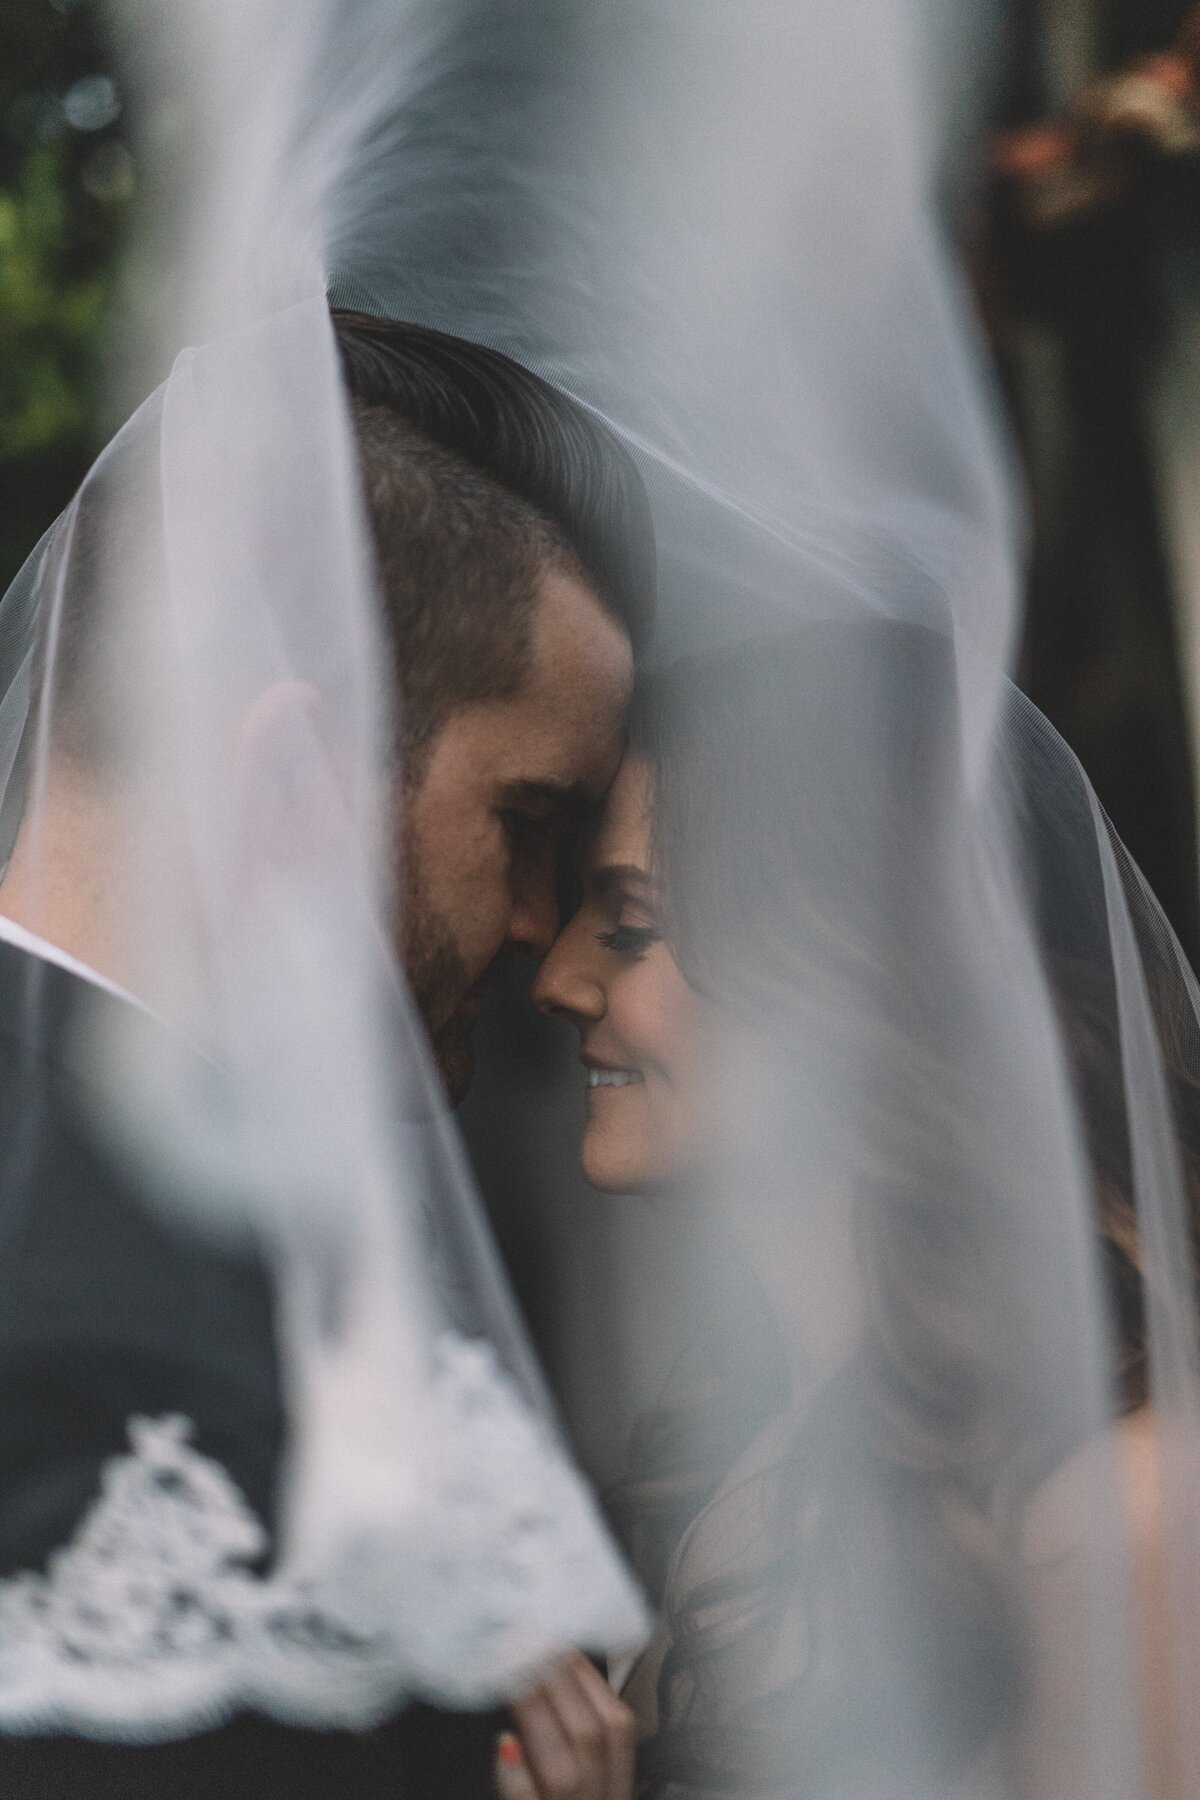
left=0, top=0, right=131, bottom=589
left=0, top=142, right=110, bottom=456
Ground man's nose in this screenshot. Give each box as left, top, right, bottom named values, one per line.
left=508, top=860, right=560, bottom=959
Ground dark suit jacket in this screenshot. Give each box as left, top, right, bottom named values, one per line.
left=0, top=938, right=500, bottom=1798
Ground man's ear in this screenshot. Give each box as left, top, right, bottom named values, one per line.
left=235, top=678, right=344, bottom=874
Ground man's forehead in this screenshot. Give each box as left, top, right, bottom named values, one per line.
left=455, top=662, right=628, bottom=803
left=525, top=570, right=635, bottom=711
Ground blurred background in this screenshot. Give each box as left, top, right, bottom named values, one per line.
left=984, top=0, right=1200, bottom=966
left=4, top=0, right=1200, bottom=1477
left=0, top=0, right=131, bottom=592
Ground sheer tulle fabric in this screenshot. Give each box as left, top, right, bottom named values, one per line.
left=0, top=0, right=1197, bottom=1789
left=320, top=0, right=1200, bottom=1790
left=602, top=634, right=1188, bottom=1796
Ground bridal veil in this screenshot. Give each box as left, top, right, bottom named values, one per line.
left=0, top=0, right=1198, bottom=1792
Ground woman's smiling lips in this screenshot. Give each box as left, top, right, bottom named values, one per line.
left=581, top=1054, right=645, bottom=1089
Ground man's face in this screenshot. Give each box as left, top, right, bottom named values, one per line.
left=397, top=567, right=634, bottom=1102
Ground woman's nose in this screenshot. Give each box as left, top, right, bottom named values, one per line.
left=532, top=920, right=606, bottom=1024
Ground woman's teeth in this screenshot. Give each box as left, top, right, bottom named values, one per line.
left=587, top=1068, right=644, bottom=1088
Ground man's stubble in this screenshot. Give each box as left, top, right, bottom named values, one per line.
left=400, top=827, right=478, bottom=1106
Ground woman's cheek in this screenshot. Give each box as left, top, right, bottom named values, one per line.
left=612, top=953, right=691, bottom=1075
left=631, top=951, right=721, bottom=1126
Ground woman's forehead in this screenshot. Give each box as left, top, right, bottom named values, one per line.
left=587, top=753, right=654, bottom=875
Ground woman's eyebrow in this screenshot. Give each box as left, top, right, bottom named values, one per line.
left=590, top=862, right=654, bottom=896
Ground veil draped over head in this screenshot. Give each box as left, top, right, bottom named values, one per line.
left=0, top=0, right=1199, bottom=1789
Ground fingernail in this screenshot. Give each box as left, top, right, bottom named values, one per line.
left=497, top=1731, right=524, bottom=1767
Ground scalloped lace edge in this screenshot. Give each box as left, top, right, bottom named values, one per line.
left=0, top=1334, right=647, bottom=1740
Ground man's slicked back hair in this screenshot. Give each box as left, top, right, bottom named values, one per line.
left=331, top=311, right=656, bottom=757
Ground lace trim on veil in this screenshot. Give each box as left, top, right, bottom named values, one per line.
left=0, top=1335, right=646, bottom=1741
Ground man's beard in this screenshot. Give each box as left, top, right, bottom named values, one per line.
left=402, top=864, right=478, bottom=1106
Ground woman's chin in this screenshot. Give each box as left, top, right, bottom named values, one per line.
left=582, top=1137, right=647, bottom=1195
left=581, top=1146, right=641, bottom=1194
left=580, top=1128, right=675, bottom=1195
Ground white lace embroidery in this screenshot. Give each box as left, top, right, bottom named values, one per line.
left=0, top=1335, right=647, bottom=1740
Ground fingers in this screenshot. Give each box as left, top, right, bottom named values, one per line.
left=511, top=1681, right=589, bottom=1799
left=565, top=1654, right=637, bottom=1799
left=504, top=1655, right=637, bottom=1800
left=537, top=1657, right=608, bottom=1795
left=494, top=1730, right=541, bottom=1800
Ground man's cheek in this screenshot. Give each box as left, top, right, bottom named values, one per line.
left=464, top=887, right=512, bottom=975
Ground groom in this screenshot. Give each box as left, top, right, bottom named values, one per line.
left=0, top=311, right=654, bottom=1797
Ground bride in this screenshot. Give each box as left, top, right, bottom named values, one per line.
left=496, top=622, right=1192, bottom=1799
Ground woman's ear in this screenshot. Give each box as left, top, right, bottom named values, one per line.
left=235, top=678, right=343, bottom=876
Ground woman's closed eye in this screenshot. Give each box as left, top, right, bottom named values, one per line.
left=596, top=923, right=661, bottom=958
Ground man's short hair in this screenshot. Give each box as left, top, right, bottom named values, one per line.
left=31, top=314, right=655, bottom=780
left=331, top=311, right=656, bottom=759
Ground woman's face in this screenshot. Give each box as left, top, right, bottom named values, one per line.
left=533, top=753, right=717, bottom=1193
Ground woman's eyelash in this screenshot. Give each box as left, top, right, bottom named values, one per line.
left=595, top=924, right=661, bottom=956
